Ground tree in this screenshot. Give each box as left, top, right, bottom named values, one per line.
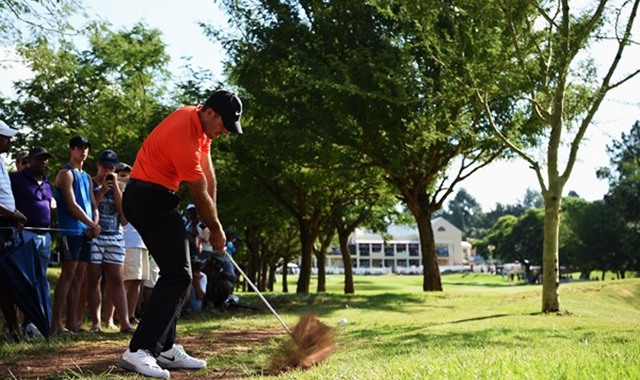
left=475, top=0, right=640, bottom=312
left=0, top=0, right=78, bottom=48
left=213, top=0, right=529, bottom=292
left=598, top=120, right=640, bottom=275
left=3, top=22, right=171, bottom=168
left=442, top=188, right=485, bottom=239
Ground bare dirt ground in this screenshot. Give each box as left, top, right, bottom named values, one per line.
left=0, top=327, right=282, bottom=379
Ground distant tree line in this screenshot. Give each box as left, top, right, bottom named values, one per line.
left=441, top=122, right=640, bottom=279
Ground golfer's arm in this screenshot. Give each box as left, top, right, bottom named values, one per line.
left=185, top=177, right=221, bottom=233
left=201, top=151, right=216, bottom=203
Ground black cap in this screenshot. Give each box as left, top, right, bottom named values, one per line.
left=28, top=146, right=52, bottom=159
left=98, top=149, right=118, bottom=166
left=204, top=90, right=243, bottom=134
left=69, top=135, right=91, bottom=148
left=115, top=162, right=131, bottom=172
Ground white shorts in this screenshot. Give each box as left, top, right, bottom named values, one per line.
left=90, top=234, right=126, bottom=265
left=143, top=256, right=160, bottom=288
left=124, top=248, right=149, bottom=281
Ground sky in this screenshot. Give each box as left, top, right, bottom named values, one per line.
left=1, top=0, right=639, bottom=211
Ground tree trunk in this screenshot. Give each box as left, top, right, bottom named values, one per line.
left=282, top=258, right=289, bottom=293
left=246, top=236, right=260, bottom=294
left=259, top=253, right=268, bottom=291
left=316, top=249, right=326, bottom=293
left=296, top=223, right=314, bottom=294
left=338, top=231, right=354, bottom=294
left=541, top=190, right=561, bottom=312
left=268, top=261, right=276, bottom=291
left=416, top=211, right=442, bottom=291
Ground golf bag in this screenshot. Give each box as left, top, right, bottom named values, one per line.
left=202, top=257, right=236, bottom=309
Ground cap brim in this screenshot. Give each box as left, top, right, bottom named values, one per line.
left=0, top=130, right=18, bottom=138
left=33, top=153, right=52, bottom=159
left=223, top=118, right=243, bottom=134
left=71, top=143, right=92, bottom=148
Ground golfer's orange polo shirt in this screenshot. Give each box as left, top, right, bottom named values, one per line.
left=130, top=106, right=212, bottom=192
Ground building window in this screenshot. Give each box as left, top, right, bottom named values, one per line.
left=396, top=244, right=407, bottom=253
left=436, top=244, right=450, bottom=257
left=397, top=259, right=408, bottom=267
left=438, top=226, right=446, bottom=232
left=409, top=259, right=420, bottom=267
left=371, top=243, right=382, bottom=253
left=384, top=259, right=394, bottom=268
left=359, top=244, right=370, bottom=256
left=384, top=245, right=394, bottom=257
left=409, top=243, right=420, bottom=257
left=360, top=259, right=370, bottom=268
left=348, top=244, right=356, bottom=255
left=372, top=259, right=383, bottom=268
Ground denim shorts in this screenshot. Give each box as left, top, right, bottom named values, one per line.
left=60, top=235, right=92, bottom=262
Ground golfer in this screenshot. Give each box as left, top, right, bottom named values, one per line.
left=118, top=90, right=243, bottom=378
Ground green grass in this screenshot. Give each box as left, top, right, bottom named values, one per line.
left=2, top=272, right=639, bottom=379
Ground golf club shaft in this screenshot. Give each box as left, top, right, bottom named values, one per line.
left=224, top=251, right=292, bottom=335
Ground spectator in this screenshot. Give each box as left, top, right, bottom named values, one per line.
left=184, top=204, right=200, bottom=258
left=51, top=135, right=100, bottom=334
left=0, top=120, right=27, bottom=341
left=183, top=260, right=207, bottom=313
left=10, top=146, right=54, bottom=337
left=117, top=162, right=148, bottom=325
left=196, top=222, right=214, bottom=260
left=87, top=150, right=133, bottom=333
left=13, top=150, right=29, bottom=172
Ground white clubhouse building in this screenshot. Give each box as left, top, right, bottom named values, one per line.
left=325, top=217, right=470, bottom=274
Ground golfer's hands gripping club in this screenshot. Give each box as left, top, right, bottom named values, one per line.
left=208, top=222, right=226, bottom=253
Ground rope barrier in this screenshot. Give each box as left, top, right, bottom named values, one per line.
left=0, top=226, right=121, bottom=234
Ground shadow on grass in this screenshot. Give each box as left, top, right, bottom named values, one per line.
left=347, top=324, right=532, bottom=351
left=443, top=281, right=525, bottom=287
left=229, top=292, right=455, bottom=316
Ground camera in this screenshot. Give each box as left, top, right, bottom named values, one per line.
left=106, top=174, right=115, bottom=181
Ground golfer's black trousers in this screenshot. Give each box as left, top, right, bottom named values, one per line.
left=123, top=184, right=191, bottom=356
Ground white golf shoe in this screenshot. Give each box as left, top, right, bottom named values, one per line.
left=119, top=348, right=170, bottom=378
left=156, top=344, right=207, bottom=369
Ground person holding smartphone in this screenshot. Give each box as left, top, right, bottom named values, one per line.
left=85, top=149, right=133, bottom=333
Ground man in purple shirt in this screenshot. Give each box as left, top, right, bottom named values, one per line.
left=10, top=146, right=54, bottom=336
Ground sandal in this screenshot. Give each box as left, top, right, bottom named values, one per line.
left=90, top=326, right=102, bottom=333
left=52, top=327, right=73, bottom=335
left=120, top=326, right=136, bottom=334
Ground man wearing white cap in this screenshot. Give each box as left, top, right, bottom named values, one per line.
left=0, top=120, right=27, bottom=340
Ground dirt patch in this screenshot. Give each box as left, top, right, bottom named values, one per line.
left=0, top=327, right=282, bottom=379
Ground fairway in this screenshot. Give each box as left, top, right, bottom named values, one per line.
left=226, top=274, right=640, bottom=379
left=0, top=272, right=638, bottom=379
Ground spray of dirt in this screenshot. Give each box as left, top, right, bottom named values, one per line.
left=270, top=313, right=337, bottom=371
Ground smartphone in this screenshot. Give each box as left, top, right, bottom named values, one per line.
left=106, top=173, right=115, bottom=181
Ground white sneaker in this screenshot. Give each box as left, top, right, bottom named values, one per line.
left=157, top=344, right=207, bottom=369
left=119, top=349, right=170, bottom=378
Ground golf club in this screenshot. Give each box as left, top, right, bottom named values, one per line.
left=224, top=250, right=292, bottom=335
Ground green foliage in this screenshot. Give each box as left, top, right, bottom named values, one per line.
left=0, top=0, right=79, bottom=46
left=599, top=121, right=640, bottom=273
left=3, top=21, right=171, bottom=170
